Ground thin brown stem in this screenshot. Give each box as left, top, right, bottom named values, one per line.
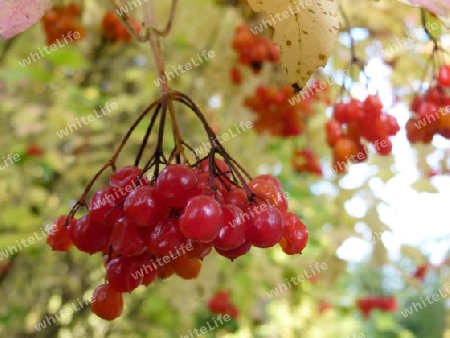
left=109, top=0, right=148, bottom=41
left=143, top=1, right=170, bottom=94
left=167, top=99, right=185, bottom=163
left=134, top=103, right=162, bottom=166
left=150, top=0, right=179, bottom=37
left=66, top=99, right=161, bottom=221
left=173, top=92, right=253, bottom=194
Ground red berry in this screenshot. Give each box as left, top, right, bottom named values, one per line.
left=245, top=205, right=285, bottom=248
left=110, top=166, right=145, bottom=189
left=216, top=241, right=251, bottom=260
left=106, top=256, right=143, bottom=292
left=124, top=185, right=162, bottom=227
left=155, top=164, right=199, bottom=208
left=333, top=103, right=349, bottom=123
left=147, top=218, right=186, bottom=257
left=248, top=178, right=279, bottom=206
left=279, top=212, right=308, bottom=255
left=173, top=256, right=202, bottom=279
left=213, top=205, right=246, bottom=251
left=364, top=95, right=383, bottom=114
left=47, top=215, right=75, bottom=251
left=326, top=120, right=342, bottom=147
left=376, top=138, right=392, bottom=155
left=410, top=95, right=424, bottom=113
left=437, top=65, right=450, bottom=87
left=179, top=195, right=223, bottom=242
left=110, top=218, right=146, bottom=257
left=208, top=291, right=230, bottom=314
left=72, top=215, right=112, bottom=254
left=90, top=284, right=123, bottom=321
left=89, top=187, right=124, bottom=227
left=184, top=240, right=213, bottom=259
left=224, top=188, right=248, bottom=210
left=135, top=253, right=158, bottom=286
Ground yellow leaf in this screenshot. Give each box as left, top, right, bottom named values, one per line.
left=247, top=0, right=341, bottom=89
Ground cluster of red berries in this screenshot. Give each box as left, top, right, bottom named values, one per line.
left=207, top=291, right=239, bottom=319
left=291, top=148, right=322, bottom=176
left=230, top=23, right=280, bottom=83
left=47, top=158, right=308, bottom=320
left=101, top=11, right=142, bottom=43
left=326, top=95, right=400, bottom=173
left=244, top=85, right=304, bottom=137
left=356, top=296, right=397, bottom=318
left=294, top=79, right=332, bottom=117
left=406, top=66, right=450, bottom=143
left=42, top=4, right=86, bottom=45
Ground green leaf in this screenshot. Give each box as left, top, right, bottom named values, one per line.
left=424, top=10, right=442, bottom=41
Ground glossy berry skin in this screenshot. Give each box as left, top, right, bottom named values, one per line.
left=147, top=218, right=185, bottom=257
left=437, top=65, right=450, bottom=87
left=252, top=176, right=288, bottom=213
left=245, top=205, right=285, bottom=248
left=89, top=187, right=123, bottom=227
left=279, top=212, right=308, bottom=255
left=110, top=218, right=146, bottom=257
left=155, top=164, right=199, bottom=209
left=254, top=174, right=282, bottom=190
left=106, top=256, right=143, bottom=292
left=72, top=215, right=112, bottom=254
left=90, top=284, right=123, bottom=321
left=179, top=196, right=223, bottom=242
left=248, top=178, right=279, bottom=206
left=124, top=185, right=162, bottom=227
left=135, top=253, right=158, bottom=286
left=184, top=240, right=213, bottom=259
left=47, top=215, right=75, bottom=251
left=213, top=205, right=246, bottom=251
left=224, top=188, right=248, bottom=210
left=110, top=166, right=144, bottom=189
left=216, top=241, right=251, bottom=260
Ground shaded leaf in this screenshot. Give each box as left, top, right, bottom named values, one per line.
left=247, top=0, right=340, bottom=89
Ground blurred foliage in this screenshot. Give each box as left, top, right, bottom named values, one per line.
left=0, top=0, right=449, bottom=337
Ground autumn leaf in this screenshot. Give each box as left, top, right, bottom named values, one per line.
left=0, top=0, right=51, bottom=40
left=246, top=0, right=340, bottom=90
